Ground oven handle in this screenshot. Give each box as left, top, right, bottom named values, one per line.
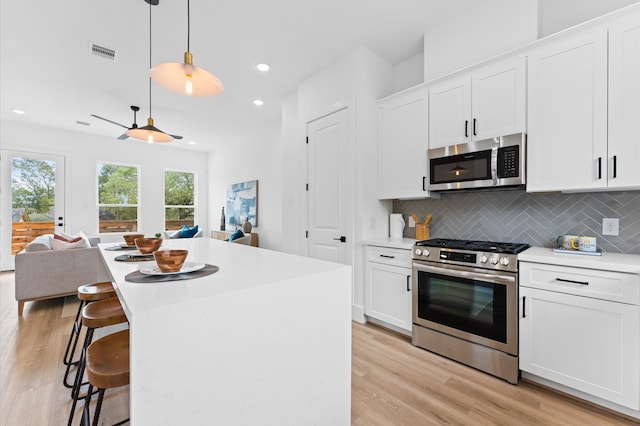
left=412, top=262, right=516, bottom=285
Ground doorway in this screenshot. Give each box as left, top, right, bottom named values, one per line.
left=306, top=108, right=348, bottom=264
left=0, top=150, right=65, bottom=271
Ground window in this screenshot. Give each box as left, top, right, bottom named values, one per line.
left=164, top=170, right=196, bottom=230
left=97, top=162, right=139, bottom=233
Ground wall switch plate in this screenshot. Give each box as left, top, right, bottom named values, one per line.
left=408, top=216, right=416, bottom=227
left=602, top=218, right=619, bottom=236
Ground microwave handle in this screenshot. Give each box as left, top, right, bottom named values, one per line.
left=491, top=146, right=498, bottom=185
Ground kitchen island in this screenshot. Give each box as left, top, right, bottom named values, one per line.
left=99, top=238, right=352, bottom=425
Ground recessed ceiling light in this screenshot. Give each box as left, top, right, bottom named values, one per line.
left=12, top=109, right=26, bottom=115
left=188, top=141, right=196, bottom=145
left=253, top=99, right=264, bottom=106
left=255, top=63, right=270, bottom=72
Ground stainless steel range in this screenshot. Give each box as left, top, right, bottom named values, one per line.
left=411, top=238, right=530, bottom=384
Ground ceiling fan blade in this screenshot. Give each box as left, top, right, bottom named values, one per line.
left=117, top=133, right=129, bottom=140
left=90, top=114, right=129, bottom=129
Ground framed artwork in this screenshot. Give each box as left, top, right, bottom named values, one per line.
left=226, top=180, right=258, bottom=228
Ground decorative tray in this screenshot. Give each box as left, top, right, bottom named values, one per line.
left=125, top=264, right=219, bottom=283
left=553, top=247, right=603, bottom=256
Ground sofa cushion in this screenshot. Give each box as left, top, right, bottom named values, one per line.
left=50, top=231, right=91, bottom=250
left=228, top=229, right=245, bottom=242
left=24, top=234, right=53, bottom=252
left=180, top=225, right=199, bottom=238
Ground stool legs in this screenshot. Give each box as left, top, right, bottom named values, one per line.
left=67, top=327, right=94, bottom=426
left=62, top=299, right=85, bottom=388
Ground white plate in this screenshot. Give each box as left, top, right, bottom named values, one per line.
left=139, top=262, right=205, bottom=276
left=127, top=250, right=154, bottom=257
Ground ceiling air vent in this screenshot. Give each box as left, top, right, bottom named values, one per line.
left=90, top=43, right=115, bottom=60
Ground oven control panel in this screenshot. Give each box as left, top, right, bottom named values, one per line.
left=413, top=247, right=518, bottom=272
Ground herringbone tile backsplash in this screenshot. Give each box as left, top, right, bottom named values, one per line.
left=394, top=190, right=640, bottom=254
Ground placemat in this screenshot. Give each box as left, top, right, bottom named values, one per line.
left=115, top=254, right=155, bottom=262
left=125, top=264, right=219, bottom=283
left=105, top=245, right=138, bottom=251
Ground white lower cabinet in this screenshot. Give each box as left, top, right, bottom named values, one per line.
left=519, top=262, right=640, bottom=410
left=364, top=245, right=412, bottom=333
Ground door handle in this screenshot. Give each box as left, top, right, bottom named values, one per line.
left=406, top=275, right=411, bottom=292
left=464, top=120, right=469, bottom=137
left=473, top=118, right=477, bottom=136
left=333, top=236, right=346, bottom=243
left=522, top=296, right=526, bottom=318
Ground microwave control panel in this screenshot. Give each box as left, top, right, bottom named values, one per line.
left=497, top=145, right=519, bottom=178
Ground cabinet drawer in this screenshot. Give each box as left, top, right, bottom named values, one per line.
left=367, top=246, right=412, bottom=268
left=520, top=262, right=640, bottom=305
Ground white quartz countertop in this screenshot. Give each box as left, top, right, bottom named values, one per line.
left=519, top=246, right=640, bottom=274
left=99, top=238, right=351, bottom=320
left=361, top=237, right=416, bottom=250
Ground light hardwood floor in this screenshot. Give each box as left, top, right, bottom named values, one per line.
left=1, top=271, right=637, bottom=425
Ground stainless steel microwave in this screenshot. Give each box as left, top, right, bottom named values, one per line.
left=428, top=133, right=526, bottom=192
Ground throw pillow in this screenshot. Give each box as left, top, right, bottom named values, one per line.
left=228, top=229, right=245, bottom=242
left=179, top=225, right=199, bottom=238
left=50, top=231, right=91, bottom=250
left=24, top=234, right=53, bottom=252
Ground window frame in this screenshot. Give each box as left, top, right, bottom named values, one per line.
left=163, top=168, right=197, bottom=231
left=96, top=161, right=141, bottom=234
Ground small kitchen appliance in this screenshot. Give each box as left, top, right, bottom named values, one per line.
left=412, top=238, right=530, bottom=384
left=428, top=133, right=525, bottom=192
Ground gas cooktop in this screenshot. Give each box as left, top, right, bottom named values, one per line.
left=415, top=238, right=530, bottom=255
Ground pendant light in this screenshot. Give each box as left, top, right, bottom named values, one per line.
left=150, top=0, right=224, bottom=97
left=127, top=0, right=173, bottom=143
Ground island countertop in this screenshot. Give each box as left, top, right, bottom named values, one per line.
left=99, top=238, right=352, bottom=425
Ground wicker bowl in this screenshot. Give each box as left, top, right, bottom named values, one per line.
left=153, top=249, right=189, bottom=273
left=134, top=237, right=162, bottom=254
left=123, top=233, right=144, bottom=246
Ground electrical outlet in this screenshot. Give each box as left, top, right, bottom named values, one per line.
left=602, top=218, right=619, bottom=236
left=408, top=216, right=416, bottom=227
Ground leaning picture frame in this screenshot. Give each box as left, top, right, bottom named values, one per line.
left=226, top=180, right=258, bottom=229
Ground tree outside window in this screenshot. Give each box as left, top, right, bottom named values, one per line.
left=164, top=170, right=195, bottom=230
left=98, top=163, right=139, bottom=233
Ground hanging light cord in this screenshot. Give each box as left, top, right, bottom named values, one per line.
left=187, top=0, right=190, bottom=52
left=148, top=0, right=152, bottom=118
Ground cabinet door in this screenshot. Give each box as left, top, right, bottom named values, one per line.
left=428, top=77, right=471, bottom=149
left=365, top=262, right=412, bottom=332
left=527, top=29, right=608, bottom=192
left=608, top=14, right=640, bottom=189
left=471, top=57, right=526, bottom=141
left=378, top=88, right=430, bottom=199
left=519, top=286, right=640, bottom=409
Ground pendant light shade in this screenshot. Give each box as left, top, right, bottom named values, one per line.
left=150, top=0, right=224, bottom=97
left=126, top=117, right=174, bottom=143
left=128, top=0, right=173, bottom=143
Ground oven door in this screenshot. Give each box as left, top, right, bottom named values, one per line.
left=412, top=261, right=517, bottom=356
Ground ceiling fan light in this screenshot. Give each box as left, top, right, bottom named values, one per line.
left=126, top=117, right=173, bottom=143
left=151, top=51, right=224, bottom=97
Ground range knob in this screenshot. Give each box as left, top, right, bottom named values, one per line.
left=415, top=249, right=422, bottom=256
left=489, top=256, right=499, bottom=265
left=422, top=249, right=430, bottom=257
left=480, top=255, right=488, bottom=263
left=500, top=257, right=510, bottom=266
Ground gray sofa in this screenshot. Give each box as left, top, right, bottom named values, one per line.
left=14, top=235, right=109, bottom=315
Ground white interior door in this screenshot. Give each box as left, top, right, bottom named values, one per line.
left=0, top=150, right=65, bottom=271
left=306, top=109, right=348, bottom=264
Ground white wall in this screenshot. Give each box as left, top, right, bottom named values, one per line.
left=1, top=120, right=209, bottom=246
left=538, top=0, right=639, bottom=37
left=282, top=45, right=393, bottom=321
left=424, top=0, right=538, bottom=81
left=392, top=52, right=424, bottom=93
left=208, top=121, right=283, bottom=251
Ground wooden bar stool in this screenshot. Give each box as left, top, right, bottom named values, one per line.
left=81, top=329, right=130, bottom=426
left=68, top=296, right=127, bottom=426
left=63, top=281, right=116, bottom=388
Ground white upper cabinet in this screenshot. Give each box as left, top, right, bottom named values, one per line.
left=378, top=86, right=434, bottom=200
left=527, top=29, right=609, bottom=192
left=527, top=11, right=640, bottom=193
left=428, top=57, right=526, bottom=149
left=608, top=14, right=640, bottom=190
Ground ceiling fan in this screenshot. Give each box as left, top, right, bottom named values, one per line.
left=90, top=105, right=183, bottom=140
